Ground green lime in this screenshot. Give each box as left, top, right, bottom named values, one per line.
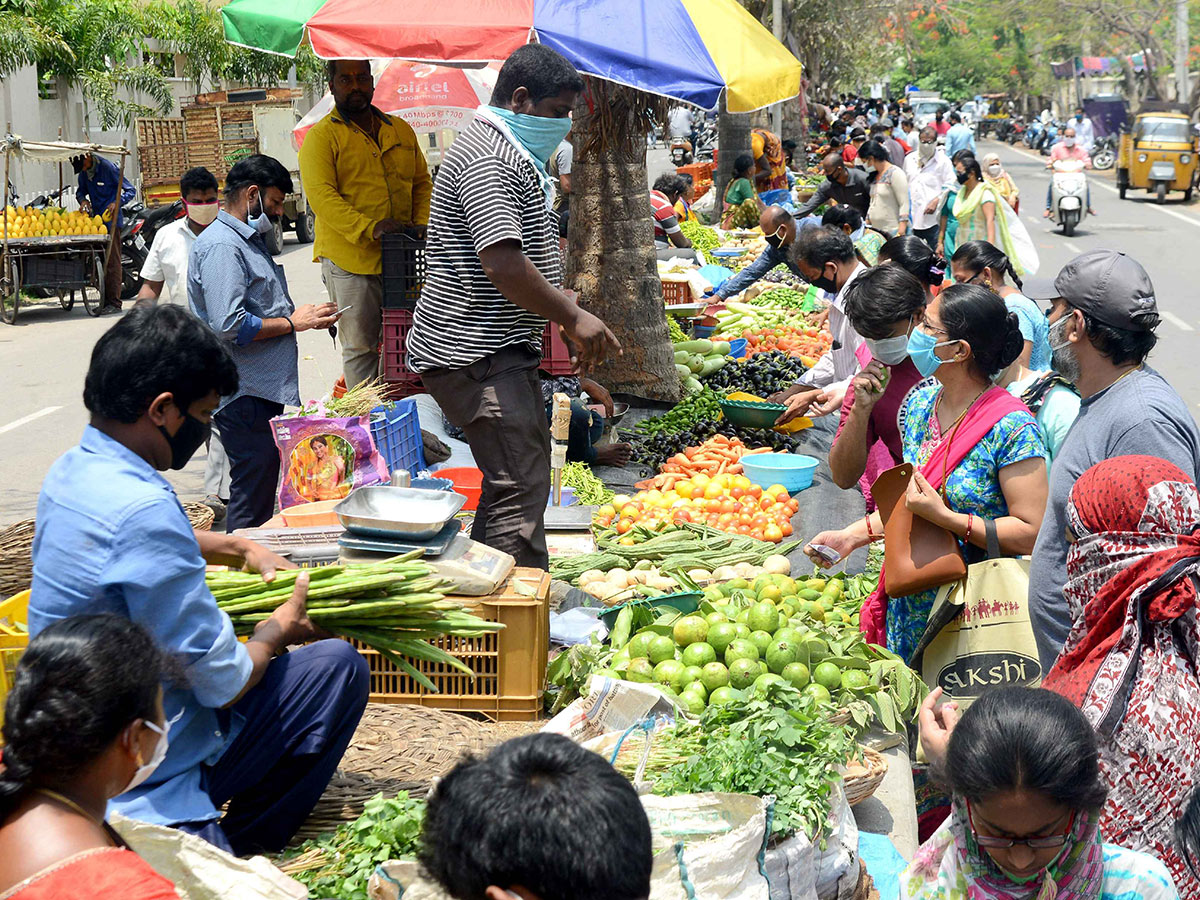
left=682, top=642, right=718, bottom=668
left=803, top=682, right=832, bottom=705
left=813, top=661, right=843, bottom=691
left=748, top=630, right=774, bottom=657
left=773, top=575, right=798, bottom=597
left=724, top=638, right=760, bottom=666
left=728, top=658, right=760, bottom=690
left=773, top=626, right=804, bottom=647
left=626, top=633, right=654, bottom=659
left=733, top=623, right=752, bottom=641
left=683, top=679, right=708, bottom=701
left=753, top=673, right=785, bottom=696
left=735, top=608, right=751, bottom=625
left=782, top=662, right=810, bottom=689
left=678, top=690, right=706, bottom=715
left=766, top=639, right=799, bottom=674
left=842, top=669, right=871, bottom=691
left=708, top=686, right=739, bottom=706
left=705, top=611, right=729, bottom=626
left=700, top=662, right=730, bottom=691
left=672, top=615, right=709, bottom=647
left=797, top=588, right=822, bottom=602
left=747, top=601, right=780, bottom=634
left=707, top=622, right=738, bottom=656
left=653, top=659, right=686, bottom=687
left=681, top=665, right=705, bottom=687
left=778, top=602, right=796, bottom=620
left=592, top=668, right=624, bottom=681
left=648, top=635, right=677, bottom=665
left=726, top=577, right=750, bottom=591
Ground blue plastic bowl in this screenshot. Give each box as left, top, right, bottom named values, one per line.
left=410, top=477, right=453, bottom=492
left=729, top=338, right=748, bottom=359
left=740, top=453, right=820, bottom=493
left=692, top=323, right=715, bottom=340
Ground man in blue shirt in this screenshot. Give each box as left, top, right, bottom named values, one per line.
left=30, top=304, right=369, bottom=855
left=188, top=155, right=341, bottom=531
left=944, top=111, right=976, bottom=159
left=71, top=151, right=135, bottom=312
left=714, top=206, right=812, bottom=300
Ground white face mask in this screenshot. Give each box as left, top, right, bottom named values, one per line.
left=186, top=201, right=219, bottom=227
left=121, top=710, right=181, bottom=794
left=987, top=164, right=1002, bottom=176
left=1063, top=137, right=1076, bottom=148
left=866, top=333, right=911, bottom=365
left=247, top=189, right=275, bottom=236
left=918, top=142, right=935, bottom=161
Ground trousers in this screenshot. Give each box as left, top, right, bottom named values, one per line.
left=422, top=344, right=551, bottom=568
left=214, top=395, right=283, bottom=532
left=912, top=224, right=940, bottom=251
left=203, top=429, right=231, bottom=500
left=321, top=258, right=382, bottom=391
left=178, top=640, right=370, bottom=855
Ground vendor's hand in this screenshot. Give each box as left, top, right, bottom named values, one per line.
left=105, top=201, right=118, bottom=218
left=808, top=386, right=846, bottom=418
left=564, top=308, right=621, bottom=372
left=767, top=383, right=805, bottom=404
left=851, top=361, right=889, bottom=413
left=918, top=687, right=960, bottom=767
left=905, top=470, right=948, bottom=524
left=775, top=388, right=820, bottom=425
left=580, top=376, right=615, bottom=418
left=263, top=573, right=329, bottom=646
left=935, top=241, right=945, bottom=259
left=372, top=218, right=405, bottom=239
left=804, top=529, right=861, bottom=569
left=240, top=539, right=296, bottom=583
left=291, top=302, right=341, bottom=332
left=80, top=200, right=92, bottom=215
left=811, top=307, right=831, bottom=329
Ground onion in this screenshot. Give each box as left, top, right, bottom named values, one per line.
left=762, top=555, right=792, bottom=575
left=713, top=565, right=738, bottom=581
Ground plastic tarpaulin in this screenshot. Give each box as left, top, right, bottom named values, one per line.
left=1, top=136, right=127, bottom=164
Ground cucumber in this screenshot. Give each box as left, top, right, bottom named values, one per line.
left=687, top=354, right=705, bottom=374
left=713, top=341, right=732, bottom=355
left=674, top=350, right=691, bottom=365
left=675, top=364, right=692, bottom=379
left=699, top=357, right=727, bottom=377
left=684, top=376, right=703, bottom=394
left=675, top=339, right=714, bottom=354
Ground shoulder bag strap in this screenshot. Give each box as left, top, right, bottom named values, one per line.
left=985, top=516, right=1001, bottom=560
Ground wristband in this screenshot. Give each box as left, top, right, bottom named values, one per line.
left=286, top=317, right=295, bottom=334
left=865, top=515, right=876, bottom=541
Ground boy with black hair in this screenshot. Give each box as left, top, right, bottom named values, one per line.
left=420, top=733, right=652, bottom=900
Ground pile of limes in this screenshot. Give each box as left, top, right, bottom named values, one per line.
left=1, top=206, right=108, bottom=239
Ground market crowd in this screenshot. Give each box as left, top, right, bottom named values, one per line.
left=2, top=43, right=1199, bottom=900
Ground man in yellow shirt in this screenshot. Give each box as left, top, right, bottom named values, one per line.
left=299, top=60, right=433, bottom=389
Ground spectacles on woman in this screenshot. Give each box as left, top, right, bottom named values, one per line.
left=966, top=802, right=1075, bottom=850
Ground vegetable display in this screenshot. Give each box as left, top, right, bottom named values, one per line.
left=714, top=300, right=819, bottom=336
left=560, top=461, right=614, bottom=506
left=745, top=287, right=811, bottom=309
left=632, top=388, right=723, bottom=437
left=636, top=434, right=770, bottom=487
left=667, top=315, right=689, bottom=343
left=704, top=350, right=808, bottom=397
left=280, top=792, right=424, bottom=900
left=672, top=338, right=731, bottom=394
left=678, top=220, right=720, bottom=263
left=630, top=418, right=808, bottom=471
left=207, top=553, right=503, bottom=691
left=761, top=265, right=808, bottom=289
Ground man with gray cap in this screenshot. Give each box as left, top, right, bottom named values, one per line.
left=1028, top=249, right=1200, bottom=671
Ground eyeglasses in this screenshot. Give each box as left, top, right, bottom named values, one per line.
left=966, top=802, right=1075, bottom=850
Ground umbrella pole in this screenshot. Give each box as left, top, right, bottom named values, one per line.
left=106, top=147, right=126, bottom=299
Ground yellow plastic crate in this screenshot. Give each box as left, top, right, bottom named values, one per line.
left=0, top=590, right=30, bottom=732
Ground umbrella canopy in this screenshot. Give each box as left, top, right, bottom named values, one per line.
left=222, top=0, right=802, bottom=112
left=292, top=61, right=499, bottom=148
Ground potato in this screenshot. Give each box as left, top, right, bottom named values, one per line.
left=579, top=569, right=607, bottom=586
left=713, top=565, right=738, bottom=581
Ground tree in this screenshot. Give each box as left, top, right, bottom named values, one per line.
left=715, top=92, right=751, bottom=221
left=566, top=77, right=680, bottom=402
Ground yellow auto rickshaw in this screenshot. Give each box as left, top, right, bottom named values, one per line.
left=1117, top=105, right=1198, bottom=204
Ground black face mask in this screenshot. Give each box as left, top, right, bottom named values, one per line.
left=158, top=409, right=211, bottom=471
left=765, top=233, right=784, bottom=249
left=811, top=265, right=840, bottom=294
left=956, top=170, right=970, bottom=184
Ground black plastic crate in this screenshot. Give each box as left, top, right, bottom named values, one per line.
left=22, top=253, right=89, bottom=290
left=381, top=232, right=426, bottom=309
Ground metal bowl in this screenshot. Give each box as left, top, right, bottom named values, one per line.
left=334, top=485, right=466, bottom=540
left=587, top=401, right=629, bottom=426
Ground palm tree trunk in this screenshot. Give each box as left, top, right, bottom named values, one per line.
left=565, top=78, right=680, bottom=402
left=715, top=91, right=752, bottom=216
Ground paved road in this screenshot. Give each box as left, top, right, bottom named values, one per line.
left=3, top=140, right=1199, bottom=526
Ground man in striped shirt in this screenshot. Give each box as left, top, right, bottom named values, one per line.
left=408, top=45, right=620, bottom=568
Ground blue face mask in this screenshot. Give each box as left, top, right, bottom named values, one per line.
left=907, top=325, right=958, bottom=377
left=488, top=107, right=572, bottom=167
left=248, top=188, right=273, bottom=236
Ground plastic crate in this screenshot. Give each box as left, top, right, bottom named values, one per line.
left=662, top=279, right=692, bottom=306
left=381, top=233, right=426, bottom=309
left=345, top=569, right=550, bottom=721
left=541, top=322, right=575, bottom=376
left=381, top=308, right=425, bottom=398
left=22, top=253, right=89, bottom=290
left=0, top=591, right=30, bottom=731
left=676, top=162, right=714, bottom=182
left=369, top=398, right=426, bottom=473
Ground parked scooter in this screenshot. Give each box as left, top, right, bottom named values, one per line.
left=118, top=199, right=185, bottom=299
left=1038, top=120, right=1061, bottom=154
left=1023, top=119, right=1043, bottom=150
left=670, top=137, right=694, bottom=166
left=1091, top=134, right=1116, bottom=170
left=1048, top=158, right=1089, bottom=236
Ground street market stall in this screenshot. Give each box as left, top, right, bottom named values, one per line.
left=0, top=136, right=128, bottom=324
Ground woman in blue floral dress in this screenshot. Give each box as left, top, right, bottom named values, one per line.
left=806, top=284, right=1050, bottom=661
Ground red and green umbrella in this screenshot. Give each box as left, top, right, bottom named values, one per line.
left=222, top=0, right=802, bottom=112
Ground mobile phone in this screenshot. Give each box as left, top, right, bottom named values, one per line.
left=808, top=543, right=843, bottom=564
left=334, top=305, right=352, bottom=316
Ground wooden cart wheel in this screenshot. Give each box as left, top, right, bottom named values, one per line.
left=0, top=254, right=20, bottom=325
left=82, top=250, right=103, bottom=317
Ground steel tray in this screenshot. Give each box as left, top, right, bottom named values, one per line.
left=334, top=485, right=466, bottom=540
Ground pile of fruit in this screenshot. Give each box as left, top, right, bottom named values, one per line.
left=629, top=417, right=807, bottom=471
left=2, top=206, right=108, bottom=238
left=704, top=350, right=808, bottom=396
left=734, top=325, right=834, bottom=361
left=637, top=434, right=768, bottom=489
left=714, top=300, right=820, bottom=336
left=745, top=286, right=814, bottom=309
left=594, top=472, right=799, bottom=543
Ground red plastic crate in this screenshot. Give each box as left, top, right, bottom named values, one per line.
left=381, top=308, right=424, bottom=398
left=541, top=322, right=575, bottom=375
left=662, top=279, right=692, bottom=305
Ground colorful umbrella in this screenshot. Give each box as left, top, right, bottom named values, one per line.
left=291, top=61, right=500, bottom=148
left=222, top=0, right=802, bottom=112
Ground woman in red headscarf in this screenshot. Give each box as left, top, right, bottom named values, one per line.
left=1043, top=455, right=1200, bottom=897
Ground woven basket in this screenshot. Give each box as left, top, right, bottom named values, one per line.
left=182, top=502, right=216, bottom=532
left=842, top=745, right=888, bottom=807
left=0, top=520, right=36, bottom=600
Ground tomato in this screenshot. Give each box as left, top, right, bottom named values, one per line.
left=615, top=518, right=634, bottom=535
left=597, top=504, right=616, bottom=518
left=737, top=524, right=752, bottom=535
left=729, top=487, right=745, bottom=500
left=751, top=514, right=768, bottom=528
left=720, top=499, right=737, bottom=514
left=759, top=495, right=775, bottom=511
left=675, top=481, right=695, bottom=499
left=781, top=521, right=794, bottom=537
left=673, top=509, right=693, bottom=523
left=764, top=523, right=784, bottom=543
left=620, top=504, right=640, bottom=518
left=747, top=485, right=762, bottom=499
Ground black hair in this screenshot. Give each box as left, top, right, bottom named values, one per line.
left=849, top=127, right=867, bottom=141
left=732, top=153, right=755, bottom=178
left=792, top=224, right=856, bottom=269
left=955, top=152, right=983, bottom=181
left=311, top=435, right=328, bottom=448
left=677, top=172, right=694, bottom=187
left=937, top=283, right=1025, bottom=378
left=830, top=120, right=847, bottom=137
left=782, top=139, right=798, bottom=153
left=952, top=240, right=1023, bottom=291
left=821, top=203, right=863, bottom=232
left=1079, top=309, right=1159, bottom=366
left=828, top=135, right=845, bottom=150
left=843, top=264, right=927, bottom=339
left=83, top=304, right=238, bottom=423
left=858, top=139, right=889, bottom=163
left=868, top=123, right=889, bottom=137
left=941, top=687, right=1108, bottom=811
left=949, top=111, right=962, bottom=123
left=327, top=58, right=369, bottom=82
left=179, top=166, right=218, bottom=199
left=490, top=44, right=584, bottom=108
left=879, top=234, right=945, bottom=287
left=652, top=173, right=686, bottom=198
left=419, top=733, right=652, bottom=900
left=1, top=615, right=171, bottom=821
left=69, top=154, right=89, bottom=174
left=919, top=125, right=937, bottom=141
left=224, top=153, right=293, bottom=200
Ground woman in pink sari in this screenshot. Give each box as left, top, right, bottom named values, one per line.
left=0, top=615, right=179, bottom=899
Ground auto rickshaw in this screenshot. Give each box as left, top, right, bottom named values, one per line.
left=1117, top=104, right=1197, bottom=204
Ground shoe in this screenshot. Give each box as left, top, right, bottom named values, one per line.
left=100, top=303, right=123, bottom=315
left=1042, top=209, right=1051, bottom=218
left=203, top=494, right=227, bottom=523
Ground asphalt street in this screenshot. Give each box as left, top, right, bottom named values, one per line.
left=2, top=139, right=1198, bottom=526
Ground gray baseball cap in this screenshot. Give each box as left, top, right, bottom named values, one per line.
left=1031, top=249, right=1159, bottom=332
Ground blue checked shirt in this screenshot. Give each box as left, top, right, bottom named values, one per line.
left=30, top=426, right=253, bottom=826
left=188, top=210, right=300, bottom=410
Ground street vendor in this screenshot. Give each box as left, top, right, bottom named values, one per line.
left=793, top=153, right=870, bottom=219
left=70, top=151, right=134, bottom=314
left=713, top=205, right=809, bottom=300
left=650, top=174, right=694, bottom=254
left=299, top=58, right=433, bottom=391
left=28, top=304, right=369, bottom=856
left=408, top=44, right=620, bottom=570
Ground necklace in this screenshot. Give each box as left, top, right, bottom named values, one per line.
left=934, top=385, right=990, bottom=498
left=35, top=788, right=112, bottom=843
left=1100, top=365, right=1141, bottom=394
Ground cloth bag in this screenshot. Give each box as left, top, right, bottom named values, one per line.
left=909, top=518, right=1041, bottom=712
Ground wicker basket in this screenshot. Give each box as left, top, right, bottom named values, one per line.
left=842, top=745, right=888, bottom=807
left=182, top=502, right=216, bottom=532
left=0, top=520, right=35, bottom=600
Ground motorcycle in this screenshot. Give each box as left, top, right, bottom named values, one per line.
left=693, top=120, right=717, bottom=162
left=1091, top=134, right=1116, bottom=170
left=1001, top=117, right=1026, bottom=144
left=1048, top=158, right=1089, bottom=237
left=1023, top=119, right=1043, bottom=150
left=118, top=199, right=185, bottom=299
left=669, top=136, right=694, bottom=166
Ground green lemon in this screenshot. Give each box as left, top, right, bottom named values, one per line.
left=782, top=662, right=810, bottom=689
left=682, top=642, right=718, bottom=668
left=648, top=635, right=677, bottom=665
left=813, top=661, right=843, bottom=692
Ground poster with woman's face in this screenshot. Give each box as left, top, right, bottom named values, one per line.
left=271, top=413, right=390, bottom=511
left=286, top=433, right=355, bottom=503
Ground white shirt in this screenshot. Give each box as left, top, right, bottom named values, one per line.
left=140, top=217, right=199, bottom=304
left=1072, top=116, right=1095, bottom=152
left=668, top=107, right=695, bottom=138
left=904, top=149, right=956, bottom=231
left=800, top=263, right=866, bottom=391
